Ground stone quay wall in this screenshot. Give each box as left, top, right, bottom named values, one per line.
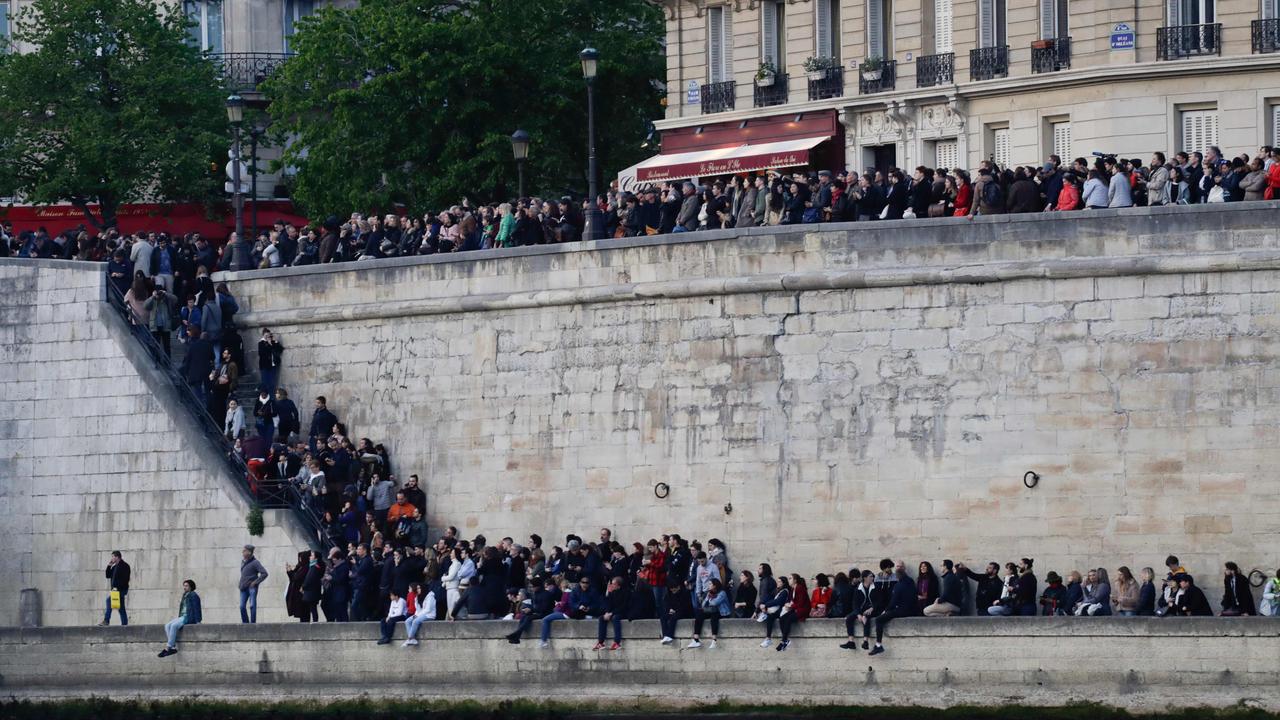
left=0, top=259, right=311, bottom=627
left=3, top=618, right=1279, bottom=709
left=219, top=203, right=1280, bottom=591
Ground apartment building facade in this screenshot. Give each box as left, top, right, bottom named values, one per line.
left=644, top=0, right=1280, bottom=179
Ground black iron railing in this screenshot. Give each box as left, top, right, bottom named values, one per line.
left=212, top=52, right=294, bottom=91
left=1156, top=24, right=1222, bottom=59
left=1252, top=18, right=1280, bottom=53
left=701, top=80, right=736, bottom=114
left=807, top=66, right=845, bottom=100
left=105, top=284, right=330, bottom=550
left=970, top=45, right=1009, bottom=80
left=754, top=73, right=790, bottom=107
left=916, top=52, right=954, bottom=88
left=1031, top=37, right=1072, bottom=73
left=858, top=61, right=896, bottom=94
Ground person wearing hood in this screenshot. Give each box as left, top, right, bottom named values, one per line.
left=1220, top=562, right=1257, bottom=616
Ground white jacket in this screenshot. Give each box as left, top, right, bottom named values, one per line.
left=224, top=405, right=245, bottom=438
left=386, top=597, right=406, bottom=620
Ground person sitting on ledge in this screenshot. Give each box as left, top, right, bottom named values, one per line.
left=158, top=579, right=201, bottom=658
left=1039, top=572, right=1067, bottom=615
left=1174, top=574, right=1213, bottom=616
left=987, top=563, right=1020, bottom=616
left=840, top=569, right=883, bottom=650
left=377, top=589, right=407, bottom=645
left=1075, top=568, right=1112, bottom=616
left=1220, top=562, right=1257, bottom=616
left=594, top=575, right=630, bottom=651
left=958, top=561, right=1004, bottom=616
left=869, top=561, right=918, bottom=657
left=506, top=575, right=559, bottom=645
left=923, top=559, right=962, bottom=616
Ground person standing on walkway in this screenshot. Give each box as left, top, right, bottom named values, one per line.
left=99, top=550, right=131, bottom=626
left=257, top=329, right=284, bottom=395
left=239, top=544, right=269, bottom=623
left=158, top=579, right=202, bottom=657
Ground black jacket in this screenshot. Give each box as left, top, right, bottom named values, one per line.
left=302, top=563, right=324, bottom=603
left=106, top=560, right=131, bottom=593
left=938, top=571, right=963, bottom=606
left=855, top=185, right=885, bottom=218
left=275, top=399, right=300, bottom=438
left=962, top=568, right=1005, bottom=612
left=1222, top=575, right=1257, bottom=615
left=181, top=337, right=215, bottom=384
left=1178, top=585, right=1213, bottom=616
left=310, top=406, right=338, bottom=441
left=257, top=339, right=283, bottom=372
left=884, top=183, right=909, bottom=219
left=909, top=179, right=933, bottom=218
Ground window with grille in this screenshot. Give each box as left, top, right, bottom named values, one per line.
left=761, top=1, right=785, bottom=66
left=815, top=0, right=839, bottom=60
left=935, top=140, right=958, bottom=170
left=184, top=0, right=223, bottom=53
left=1052, top=122, right=1071, bottom=159
left=867, top=0, right=892, bottom=58
left=1180, top=109, right=1219, bottom=156
left=1040, top=0, right=1068, bottom=38
left=935, top=0, right=954, bottom=52
left=707, top=6, right=731, bottom=83
left=979, top=0, right=1007, bottom=46
left=993, top=127, right=1011, bottom=166
left=284, top=0, right=313, bottom=53
left=1266, top=0, right=1280, bottom=19
left=1272, top=105, right=1280, bottom=146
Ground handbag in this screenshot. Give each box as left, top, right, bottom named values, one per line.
left=109, top=589, right=122, bottom=609
left=810, top=603, right=828, bottom=618
left=928, top=202, right=947, bottom=218
left=878, top=204, right=890, bottom=220
left=802, top=208, right=820, bottom=224
left=903, top=207, right=917, bottom=219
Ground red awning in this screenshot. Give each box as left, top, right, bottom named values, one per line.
left=0, top=201, right=310, bottom=239
left=634, top=135, right=831, bottom=182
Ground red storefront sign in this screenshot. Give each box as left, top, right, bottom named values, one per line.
left=0, top=200, right=310, bottom=238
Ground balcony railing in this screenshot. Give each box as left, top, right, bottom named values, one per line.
left=970, top=45, right=1009, bottom=81
left=1156, top=24, right=1222, bottom=59
left=857, top=60, right=896, bottom=95
left=212, top=52, right=293, bottom=91
left=701, top=80, right=736, bottom=114
left=807, top=66, right=845, bottom=100
left=916, top=52, right=955, bottom=88
left=754, top=73, right=790, bottom=107
left=1031, top=37, right=1072, bottom=73
left=1253, top=18, right=1280, bottom=53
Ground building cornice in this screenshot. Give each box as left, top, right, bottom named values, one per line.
left=656, top=53, right=1280, bottom=131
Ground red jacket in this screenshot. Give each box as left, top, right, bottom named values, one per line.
left=791, top=583, right=812, bottom=620
left=1266, top=163, right=1280, bottom=199
left=953, top=182, right=973, bottom=216
left=811, top=586, right=832, bottom=610
left=640, top=550, right=667, bottom=587
left=1056, top=182, right=1081, bottom=210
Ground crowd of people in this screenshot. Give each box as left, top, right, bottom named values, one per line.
left=5, top=145, right=1279, bottom=274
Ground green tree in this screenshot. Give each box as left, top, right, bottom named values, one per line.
left=0, top=0, right=228, bottom=230
left=266, top=0, right=664, bottom=218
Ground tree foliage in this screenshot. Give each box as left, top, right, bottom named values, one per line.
left=0, top=0, right=228, bottom=229
left=265, top=0, right=665, bottom=218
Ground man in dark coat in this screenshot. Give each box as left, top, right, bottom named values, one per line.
left=100, top=550, right=132, bottom=626
left=180, top=329, right=215, bottom=407
left=273, top=388, right=300, bottom=442
left=309, top=396, right=339, bottom=451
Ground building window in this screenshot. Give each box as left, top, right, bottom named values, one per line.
left=1266, top=0, right=1280, bottom=18
left=1180, top=108, right=1219, bottom=155
left=284, top=0, right=314, bottom=53
left=992, top=126, right=1011, bottom=166
left=1272, top=104, right=1280, bottom=146
left=1168, top=0, right=1215, bottom=24
left=761, top=1, right=785, bottom=67
left=935, top=139, right=958, bottom=169
left=1051, top=121, right=1071, bottom=159
left=0, top=1, right=10, bottom=51
left=867, top=0, right=893, bottom=58
left=979, top=0, right=1007, bottom=46
left=934, top=0, right=954, bottom=52
left=707, top=5, right=731, bottom=83
left=183, top=0, right=223, bottom=54
left=815, top=0, right=839, bottom=60
left=1040, top=0, right=1068, bottom=38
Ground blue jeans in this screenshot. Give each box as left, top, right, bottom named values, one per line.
left=164, top=617, right=186, bottom=648
left=405, top=613, right=430, bottom=639
left=540, top=611, right=568, bottom=642
left=987, top=604, right=1012, bottom=616
left=260, top=367, right=279, bottom=395
left=672, top=225, right=689, bottom=233
left=104, top=592, right=128, bottom=625
left=597, top=615, right=623, bottom=643
left=240, top=586, right=258, bottom=623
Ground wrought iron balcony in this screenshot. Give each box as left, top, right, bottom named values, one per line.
left=807, top=66, right=845, bottom=100
left=1156, top=24, right=1222, bottom=59
left=1252, top=18, right=1280, bottom=53
left=212, top=52, right=294, bottom=91
left=701, top=80, right=736, bottom=114
left=916, top=52, right=954, bottom=88
left=753, top=73, right=790, bottom=107
left=1031, top=37, right=1071, bottom=73
left=857, top=60, right=896, bottom=95
left=970, top=46, right=1009, bottom=81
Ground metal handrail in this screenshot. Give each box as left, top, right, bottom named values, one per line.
left=916, top=52, right=955, bottom=88
left=105, top=284, right=330, bottom=549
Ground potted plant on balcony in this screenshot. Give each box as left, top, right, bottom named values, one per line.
left=859, top=57, right=885, bottom=81
left=756, top=60, right=778, bottom=87
left=803, top=56, right=836, bottom=82
left=1031, top=38, right=1054, bottom=49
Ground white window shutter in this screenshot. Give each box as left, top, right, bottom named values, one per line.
left=1265, top=0, right=1277, bottom=20
left=979, top=0, right=995, bottom=47
left=762, top=2, right=779, bottom=65
left=708, top=7, right=725, bottom=82
left=1272, top=105, right=1280, bottom=146
left=867, top=0, right=884, bottom=57
left=1181, top=109, right=1217, bottom=155
left=1052, top=122, right=1071, bottom=159
left=1167, top=0, right=1181, bottom=25
left=816, top=0, right=833, bottom=57
left=936, top=140, right=958, bottom=169
left=993, top=127, right=1011, bottom=166
left=935, top=0, right=953, bottom=52
left=1205, top=111, right=1219, bottom=148
left=1040, top=0, right=1056, bottom=38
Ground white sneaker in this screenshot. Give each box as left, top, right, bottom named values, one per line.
left=401, top=639, right=418, bottom=647
left=538, top=641, right=549, bottom=648
left=755, top=613, right=767, bottom=623
left=708, top=640, right=717, bottom=649
left=687, top=639, right=702, bottom=649
left=760, top=639, right=771, bottom=648
left=660, top=636, right=673, bottom=644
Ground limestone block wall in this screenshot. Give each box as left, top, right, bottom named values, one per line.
left=3, top=618, right=1279, bottom=709
left=221, top=204, right=1280, bottom=590
left=0, top=259, right=309, bottom=627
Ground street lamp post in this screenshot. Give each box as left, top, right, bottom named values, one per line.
left=510, top=129, right=530, bottom=198
left=249, top=125, right=266, bottom=242
left=225, top=94, right=245, bottom=241
left=580, top=48, right=602, bottom=241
